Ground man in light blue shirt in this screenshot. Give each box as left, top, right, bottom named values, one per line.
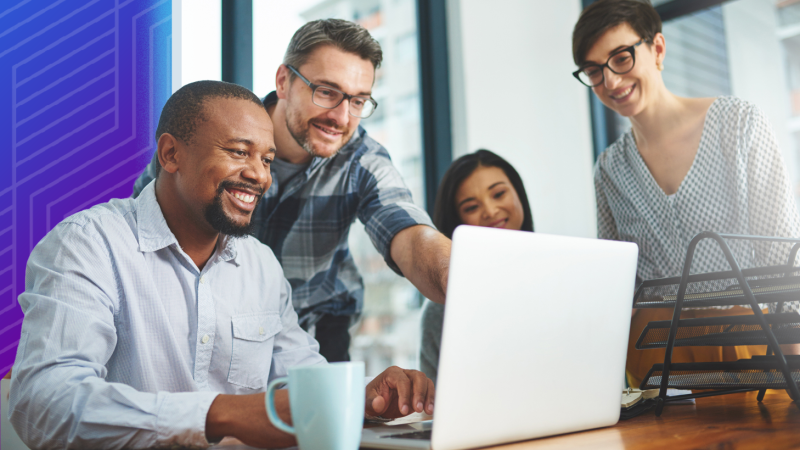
left=9, top=81, right=434, bottom=449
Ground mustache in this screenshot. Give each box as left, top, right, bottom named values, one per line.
left=310, top=119, right=346, bottom=133
left=217, top=180, right=265, bottom=197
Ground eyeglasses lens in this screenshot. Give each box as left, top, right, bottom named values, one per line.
left=312, top=87, right=374, bottom=118
left=579, top=50, right=635, bottom=87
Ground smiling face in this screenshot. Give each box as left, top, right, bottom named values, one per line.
left=279, top=45, right=375, bottom=159
left=584, top=22, right=665, bottom=118
left=170, top=97, right=276, bottom=237
left=455, top=165, right=524, bottom=231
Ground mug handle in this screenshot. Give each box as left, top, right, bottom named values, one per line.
left=266, top=377, right=295, bottom=435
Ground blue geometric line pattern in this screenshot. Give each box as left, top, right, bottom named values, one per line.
left=0, top=0, right=171, bottom=397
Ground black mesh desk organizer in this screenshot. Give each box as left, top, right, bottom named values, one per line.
left=632, top=231, right=800, bottom=416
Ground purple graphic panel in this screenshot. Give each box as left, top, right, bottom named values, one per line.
left=0, top=0, right=171, bottom=382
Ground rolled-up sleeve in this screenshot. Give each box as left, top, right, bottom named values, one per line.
left=9, top=223, right=218, bottom=449
left=353, top=147, right=435, bottom=275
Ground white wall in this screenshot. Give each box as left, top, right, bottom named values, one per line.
left=723, top=0, right=798, bottom=188
left=446, top=0, right=597, bottom=238
left=172, top=0, right=222, bottom=91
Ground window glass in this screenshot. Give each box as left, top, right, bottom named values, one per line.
left=252, top=0, right=426, bottom=376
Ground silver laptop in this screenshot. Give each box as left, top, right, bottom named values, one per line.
left=361, top=226, right=638, bottom=450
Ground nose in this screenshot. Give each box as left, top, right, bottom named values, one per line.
left=241, top=155, right=271, bottom=191
left=483, top=202, right=500, bottom=220
left=603, top=67, right=622, bottom=90
left=326, top=98, right=351, bottom=126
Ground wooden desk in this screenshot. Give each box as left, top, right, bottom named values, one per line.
left=215, top=390, right=800, bottom=450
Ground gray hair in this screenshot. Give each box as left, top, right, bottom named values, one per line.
left=283, top=19, right=382, bottom=77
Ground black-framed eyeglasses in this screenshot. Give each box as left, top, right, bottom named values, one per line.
left=572, top=39, right=648, bottom=88
left=286, top=65, right=378, bottom=119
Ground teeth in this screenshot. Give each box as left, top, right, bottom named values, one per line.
left=233, top=192, right=255, bottom=203
left=612, top=86, right=633, bottom=99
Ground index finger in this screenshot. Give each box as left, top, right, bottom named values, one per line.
left=406, top=370, right=429, bottom=413
left=425, top=377, right=435, bottom=415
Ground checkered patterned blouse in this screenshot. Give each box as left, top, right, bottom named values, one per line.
left=595, top=96, right=800, bottom=312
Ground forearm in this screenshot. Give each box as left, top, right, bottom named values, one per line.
left=11, top=368, right=217, bottom=449
left=391, top=225, right=451, bottom=304
left=206, top=391, right=296, bottom=449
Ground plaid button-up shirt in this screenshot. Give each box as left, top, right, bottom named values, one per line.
left=133, top=92, right=434, bottom=327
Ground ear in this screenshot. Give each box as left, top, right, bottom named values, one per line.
left=276, top=64, right=290, bottom=100
left=652, top=32, right=666, bottom=66
left=157, top=133, right=181, bottom=174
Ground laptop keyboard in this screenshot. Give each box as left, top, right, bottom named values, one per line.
left=380, top=429, right=432, bottom=440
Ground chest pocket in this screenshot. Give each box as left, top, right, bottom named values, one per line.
left=228, top=313, right=283, bottom=390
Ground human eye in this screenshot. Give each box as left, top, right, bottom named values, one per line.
left=583, top=66, right=599, bottom=76
left=612, top=53, right=631, bottom=66
left=462, top=204, right=478, bottom=214
left=226, top=148, right=247, bottom=157
left=316, top=87, right=338, bottom=99
left=351, top=97, right=366, bottom=109
left=493, top=189, right=506, bottom=199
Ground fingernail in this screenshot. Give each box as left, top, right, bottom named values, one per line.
left=417, top=402, right=423, bottom=411
left=429, top=403, right=434, bottom=414
left=401, top=405, right=409, bottom=415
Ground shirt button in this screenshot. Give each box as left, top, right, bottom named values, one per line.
left=201, top=334, right=210, bottom=344
left=259, top=327, right=265, bottom=335
left=199, top=276, right=205, bottom=284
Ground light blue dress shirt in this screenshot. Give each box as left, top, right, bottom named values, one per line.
left=9, top=181, right=327, bottom=449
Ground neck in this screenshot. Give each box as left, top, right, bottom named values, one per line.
left=154, top=177, right=219, bottom=270
left=627, top=85, right=688, bottom=151
left=269, top=101, right=314, bottom=165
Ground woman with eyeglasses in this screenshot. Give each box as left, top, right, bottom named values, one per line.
left=420, top=149, right=534, bottom=385
left=573, top=0, right=800, bottom=388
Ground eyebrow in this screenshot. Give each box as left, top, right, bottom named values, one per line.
left=316, top=78, right=372, bottom=97
left=583, top=44, right=633, bottom=66
left=457, top=182, right=508, bottom=207
left=608, top=45, right=628, bottom=55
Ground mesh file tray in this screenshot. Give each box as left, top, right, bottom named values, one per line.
left=641, top=355, right=800, bottom=390
left=636, top=313, right=800, bottom=349
left=633, top=269, right=800, bottom=309
left=632, top=232, right=800, bottom=417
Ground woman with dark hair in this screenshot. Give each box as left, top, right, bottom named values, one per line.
left=420, top=149, right=534, bottom=384
left=572, top=0, right=800, bottom=387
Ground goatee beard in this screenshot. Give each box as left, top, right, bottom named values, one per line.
left=203, top=181, right=262, bottom=238
left=286, top=109, right=347, bottom=158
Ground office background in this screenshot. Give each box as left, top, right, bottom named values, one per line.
left=3, top=0, right=800, bottom=384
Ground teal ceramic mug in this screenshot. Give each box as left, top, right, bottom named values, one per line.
left=266, top=362, right=365, bottom=450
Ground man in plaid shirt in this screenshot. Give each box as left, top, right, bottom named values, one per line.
left=134, top=19, right=450, bottom=362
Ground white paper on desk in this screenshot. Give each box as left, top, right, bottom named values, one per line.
left=380, top=412, right=434, bottom=426
left=666, top=389, right=695, bottom=404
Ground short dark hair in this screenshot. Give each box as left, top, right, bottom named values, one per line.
left=283, top=19, right=382, bottom=80
left=572, top=0, right=661, bottom=66
left=433, top=149, right=534, bottom=239
left=154, top=80, right=263, bottom=175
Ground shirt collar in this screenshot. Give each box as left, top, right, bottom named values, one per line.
left=136, top=180, right=179, bottom=253
left=136, top=180, right=239, bottom=263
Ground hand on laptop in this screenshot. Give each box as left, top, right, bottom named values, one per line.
left=366, top=366, right=435, bottom=419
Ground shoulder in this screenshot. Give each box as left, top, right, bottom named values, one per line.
left=30, top=197, right=138, bottom=269
left=706, top=96, right=765, bottom=129
left=54, top=197, right=137, bottom=240
left=595, top=131, right=634, bottom=180
left=351, top=127, right=393, bottom=166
